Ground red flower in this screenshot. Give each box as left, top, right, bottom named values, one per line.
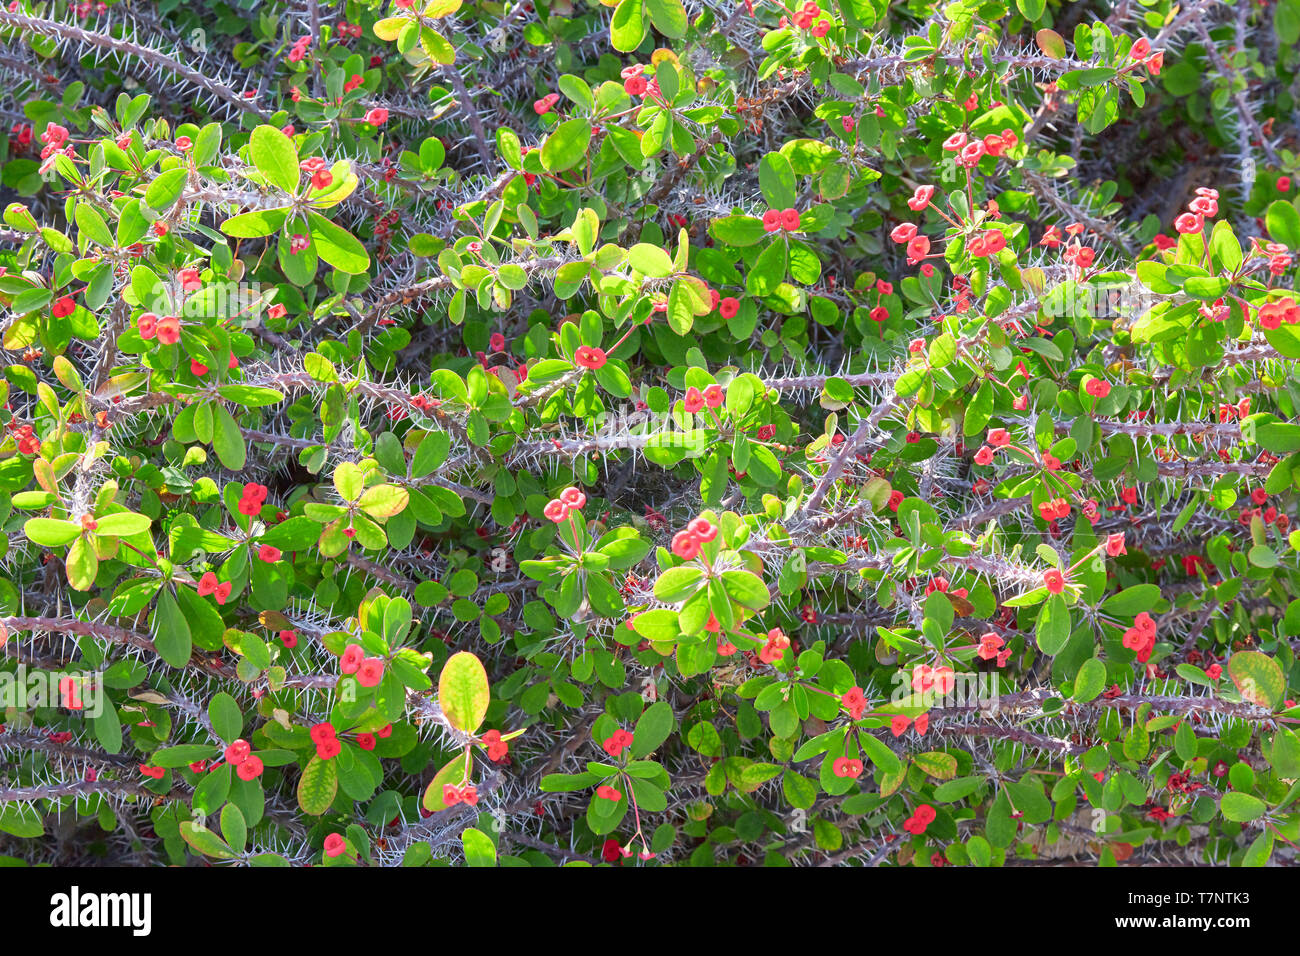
left=1085, top=378, right=1111, bottom=398
left=356, top=658, right=384, bottom=687
left=324, top=834, right=347, bottom=858
left=832, top=757, right=863, bottom=778
left=603, top=728, right=634, bottom=758
left=51, top=296, right=76, bottom=318
left=575, top=346, right=607, bottom=369
left=1106, top=533, right=1126, bottom=557
left=719, top=296, right=740, bottom=319
left=671, top=530, right=701, bottom=560
left=978, top=633, right=1004, bottom=661
left=356, top=733, right=376, bottom=751
left=482, top=729, right=509, bottom=762
left=683, top=387, right=705, bottom=413
left=236, top=756, right=263, bottom=780
left=258, top=544, right=281, bottom=562
left=596, top=784, right=622, bottom=801
left=365, top=108, right=388, bottom=126
left=602, top=838, right=624, bottom=863
left=890, top=714, right=911, bottom=736
left=780, top=207, right=801, bottom=231
left=341, top=644, right=364, bottom=674
left=842, top=686, right=867, bottom=720
left=907, top=185, right=935, bottom=211
left=197, top=571, right=219, bottom=597
left=156, top=315, right=181, bottom=345
left=310, top=722, right=337, bottom=744
left=890, top=222, right=917, bottom=244
left=687, top=517, right=717, bottom=542
left=1206, top=663, right=1222, bottom=680
left=279, top=629, right=298, bottom=648
left=224, top=739, right=251, bottom=764
left=1043, top=569, right=1066, bottom=594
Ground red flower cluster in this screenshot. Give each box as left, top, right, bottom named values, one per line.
left=197, top=571, right=232, bottom=605
left=1121, top=611, right=1158, bottom=663
left=238, top=482, right=268, bottom=517
left=482, top=729, right=509, bottom=762
left=671, top=516, right=716, bottom=560
left=902, top=804, right=936, bottom=834
left=758, top=627, right=790, bottom=664
left=443, top=783, right=479, bottom=806
left=544, top=485, right=586, bottom=523
left=224, top=739, right=264, bottom=780
left=761, top=207, right=802, bottom=232
left=312, top=722, right=342, bottom=760
left=603, top=727, right=634, bottom=758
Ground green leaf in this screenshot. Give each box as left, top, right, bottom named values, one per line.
left=306, top=212, right=370, bottom=274
left=462, top=827, right=497, bottom=866
left=645, top=0, right=687, bottom=37
left=628, top=243, right=674, bottom=278
left=758, top=152, right=796, bottom=209
left=1073, top=657, right=1106, bottom=702
left=540, top=119, right=592, bottom=173
left=1266, top=199, right=1300, bottom=249
left=1220, top=791, right=1267, bottom=822
left=1228, top=651, right=1286, bottom=709
left=298, top=754, right=339, bottom=815
left=152, top=588, right=192, bottom=668
left=24, top=517, right=81, bottom=547
left=632, top=701, right=675, bottom=757
left=221, top=208, right=288, bottom=238
left=1035, top=594, right=1071, bottom=655
left=250, top=125, right=300, bottom=194
left=610, top=0, right=646, bottom=52
left=211, top=404, right=247, bottom=471
left=439, top=651, right=490, bottom=733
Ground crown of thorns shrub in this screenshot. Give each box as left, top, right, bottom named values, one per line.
left=1, top=0, right=1300, bottom=868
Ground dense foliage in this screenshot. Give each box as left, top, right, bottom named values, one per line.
left=2, top=0, right=1300, bottom=868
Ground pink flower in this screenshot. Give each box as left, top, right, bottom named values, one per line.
left=890, top=223, right=918, bottom=244
left=356, top=658, right=384, bottom=687
left=671, top=530, right=701, bottom=560
left=832, top=757, right=863, bottom=778
left=365, top=108, right=388, bottom=126
left=908, top=185, right=935, bottom=211
left=324, top=834, right=347, bottom=858
left=341, top=644, right=364, bottom=675
left=842, top=686, right=867, bottom=720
